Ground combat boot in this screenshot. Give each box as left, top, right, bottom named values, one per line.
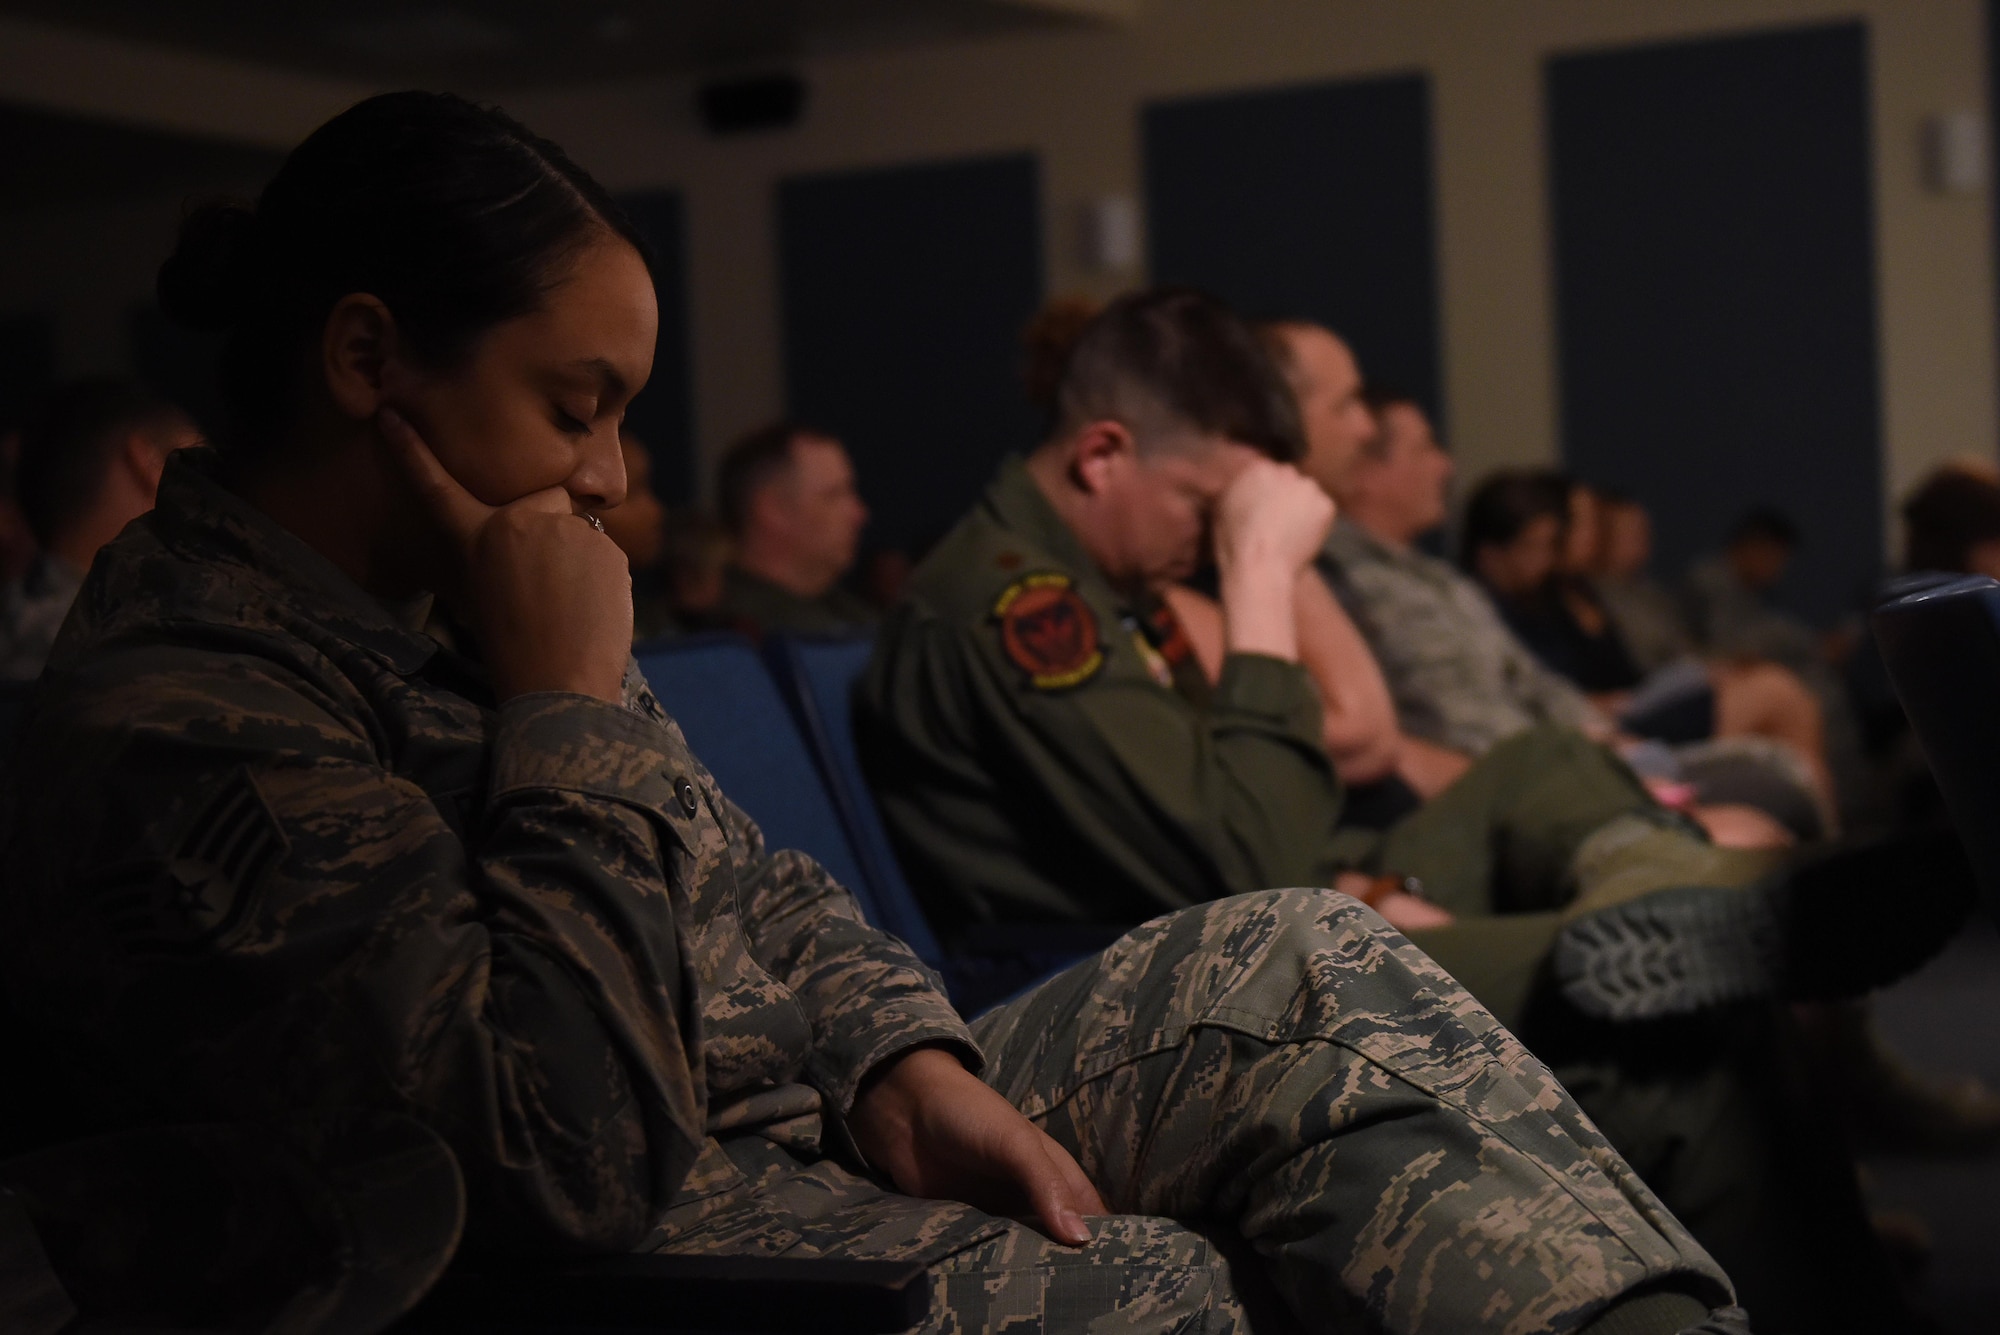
left=1552, top=826, right=1975, bottom=1022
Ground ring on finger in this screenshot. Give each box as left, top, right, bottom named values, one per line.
left=583, top=512, right=605, bottom=533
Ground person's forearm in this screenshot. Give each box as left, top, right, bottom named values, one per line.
left=729, top=793, right=979, bottom=1115
left=1294, top=573, right=1401, bottom=772
left=1219, top=556, right=1300, bottom=662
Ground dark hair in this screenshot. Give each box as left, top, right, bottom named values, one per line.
left=1728, top=506, right=1800, bottom=549
left=1052, top=288, right=1303, bottom=463
left=716, top=420, right=827, bottom=538
left=157, top=90, right=652, bottom=449
left=1458, top=469, right=1570, bottom=572
left=1021, top=295, right=1102, bottom=424
left=1903, top=467, right=2000, bottom=572
left=15, top=379, right=187, bottom=548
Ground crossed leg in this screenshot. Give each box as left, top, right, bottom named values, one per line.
left=970, top=890, right=1741, bottom=1335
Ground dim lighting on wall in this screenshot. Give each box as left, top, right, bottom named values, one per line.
left=1922, top=111, right=1987, bottom=195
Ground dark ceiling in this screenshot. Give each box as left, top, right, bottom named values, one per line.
left=0, top=0, right=1091, bottom=89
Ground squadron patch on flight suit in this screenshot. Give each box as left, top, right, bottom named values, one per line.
left=86, top=766, right=287, bottom=956
left=992, top=571, right=1104, bottom=690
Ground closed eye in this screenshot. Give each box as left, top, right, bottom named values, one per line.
left=554, top=407, right=591, bottom=435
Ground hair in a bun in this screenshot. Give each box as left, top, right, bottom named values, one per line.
left=152, top=91, right=651, bottom=451
left=157, top=200, right=260, bottom=333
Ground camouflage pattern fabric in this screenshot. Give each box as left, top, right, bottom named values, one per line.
left=971, top=891, right=1735, bottom=1334
left=1, top=449, right=977, bottom=1262
left=0, top=451, right=1747, bottom=1331
left=1317, top=518, right=1601, bottom=756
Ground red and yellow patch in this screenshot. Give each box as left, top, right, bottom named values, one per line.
left=992, top=572, right=1104, bottom=690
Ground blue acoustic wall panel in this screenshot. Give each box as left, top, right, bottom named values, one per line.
left=1144, top=73, right=1441, bottom=423
left=1549, top=22, right=1882, bottom=622
left=618, top=190, right=696, bottom=506
left=779, top=154, right=1044, bottom=556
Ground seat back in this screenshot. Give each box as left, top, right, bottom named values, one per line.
left=1872, top=574, right=2000, bottom=919
left=764, top=635, right=944, bottom=969
left=632, top=635, right=887, bottom=931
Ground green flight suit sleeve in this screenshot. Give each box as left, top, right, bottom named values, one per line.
left=939, top=610, right=1343, bottom=908
left=19, top=648, right=706, bottom=1256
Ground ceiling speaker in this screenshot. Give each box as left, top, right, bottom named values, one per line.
left=698, top=74, right=807, bottom=135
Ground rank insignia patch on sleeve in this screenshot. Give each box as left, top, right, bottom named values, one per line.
left=992, top=572, right=1105, bottom=690
left=87, top=766, right=287, bottom=956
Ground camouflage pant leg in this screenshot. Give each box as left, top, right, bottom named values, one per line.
left=971, top=890, right=1736, bottom=1335
left=924, top=1214, right=1258, bottom=1334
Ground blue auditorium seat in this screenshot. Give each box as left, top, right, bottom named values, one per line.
left=1872, top=574, right=2000, bottom=921
left=631, top=634, right=891, bottom=935
left=763, top=635, right=945, bottom=970
left=766, top=635, right=1112, bottom=1015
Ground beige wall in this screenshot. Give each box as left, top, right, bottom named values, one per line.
left=511, top=0, right=2000, bottom=552
left=0, top=0, right=1992, bottom=557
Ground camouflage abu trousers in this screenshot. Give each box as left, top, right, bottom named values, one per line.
left=655, top=891, right=1741, bottom=1333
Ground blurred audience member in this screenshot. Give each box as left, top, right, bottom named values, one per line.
left=1682, top=507, right=1816, bottom=663
left=601, top=429, right=668, bottom=572
left=1684, top=507, right=1871, bottom=817
left=1258, top=319, right=1379, bottom=501
left=715, top=420, right=875, bottom=638
left=660, top=507, right=731, bottom=632
left=1591, top=489, right=1696, bottom=673
left=599, top=429, right=680, bottom=639
left=1316, top=393, right=1603, bottom=755
left=1900, top=463, right=2000, bottom=579
left=1465, top=470, right=1834, bottom=817
left=1, top=379, right=197, bottom=680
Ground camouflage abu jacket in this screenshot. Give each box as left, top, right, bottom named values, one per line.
left=0, top=449, right=976, bottom=1255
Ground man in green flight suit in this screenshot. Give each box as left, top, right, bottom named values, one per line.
left=857, top=287, right=1966, bottom=1334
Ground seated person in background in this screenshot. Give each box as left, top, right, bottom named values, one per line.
left=1592, top=488, right=1698, bottom=674
left=0, top=94, right=1759, bottom=1335
left=1900, top=461, right=2000, bottom=580
left=0, top=379, right=198, bottom=681
left=1684, top=508, right=1871, bottom=818
left=714, top=419, right=876, bottom=637
left=599, top=426, right=676, bottom=638
left=859, top=289, right=1964, bottom=1333
left=658, top=505, right=732, bottom=630
left=1464, top=468, right=1834, bottom=812
left=1021, top=295, right=1423, bottom=822
left=1682, top=507, right=1822, bottom=665
left=1304, top=379, right=1820, bottom=837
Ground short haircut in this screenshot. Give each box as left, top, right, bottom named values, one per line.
left=716, top=420, right=833, bottom=538
left=1729, top=506, right=1800, bottom=549
left=1902, top=468, right=2000, bottom=572
left=15, top=378, right=184, bottom=549
left=1458, top=469, right=1570, bottom=571
left=1052, top=288, right=1304, bottom=462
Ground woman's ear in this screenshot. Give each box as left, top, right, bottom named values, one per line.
left=321, top=294, right=399, bottom=421
left=1069, top=420, right=1137, bottom=496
